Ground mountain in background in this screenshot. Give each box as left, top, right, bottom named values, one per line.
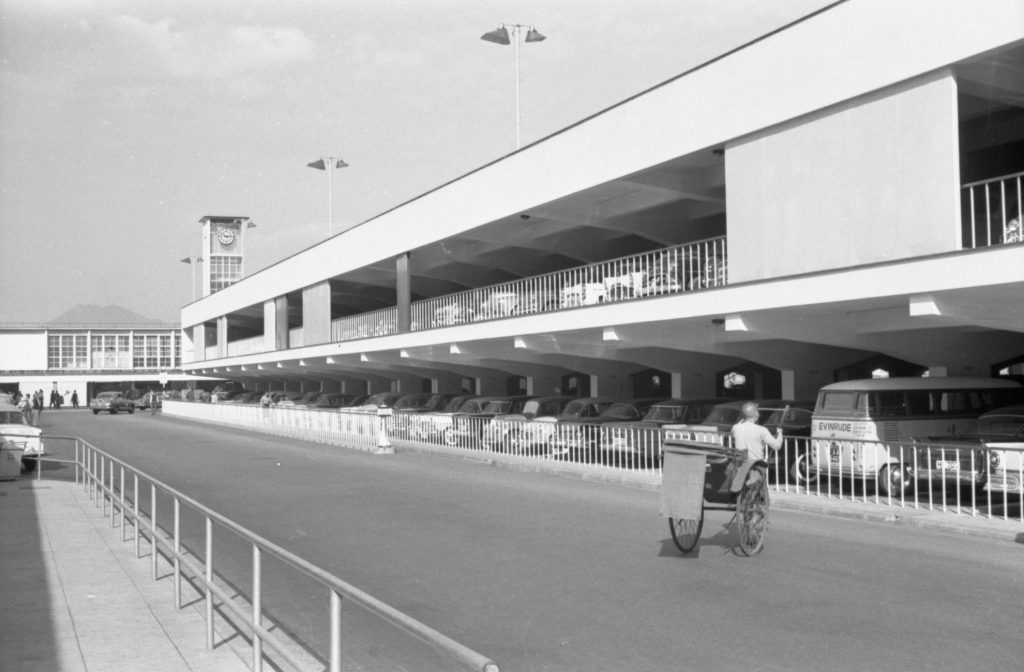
left=48, top=305, right=165, bottom=325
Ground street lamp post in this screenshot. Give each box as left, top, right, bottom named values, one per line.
left=179, top=256, right=204, bottom=301
left=307, top=156, right=349, bottom=237
left=481, top=23, right=546, bottom=150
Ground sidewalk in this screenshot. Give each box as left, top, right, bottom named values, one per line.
left=0, top=476, right=251, bottom=672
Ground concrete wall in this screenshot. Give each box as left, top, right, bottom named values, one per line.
left=0, top=332, right=46, bottom=370
left=728, top=71, right=960, bottom=282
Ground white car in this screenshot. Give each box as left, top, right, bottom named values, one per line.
left=0, top=403, right=44, bottom=472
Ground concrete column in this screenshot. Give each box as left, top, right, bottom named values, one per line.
left=671, top=372, right=683, bottom=398
left=217, top=316, right=228, bottom=359
left=193, top=324, right=206, bottom=361
left=589, top=374, right=600, bottom=397
left=928, top=366, right=949, bottom=377
left=302, top=281, right=332, bottom=346
left=263, top=300, right=276, bottom=353
left=781, top=369, right=796, bottom=400
left=396, top=252, right=411, bottom=333
left=275, top=296, right=289, bottom=350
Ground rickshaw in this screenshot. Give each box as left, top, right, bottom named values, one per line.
left=660, top=438, right=770, bottom=556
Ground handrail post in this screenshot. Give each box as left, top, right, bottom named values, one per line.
left=330, top=589, right=342, bottom=672
left=119, top=466, right=126, bottom=539
left=134, top=473, right=141, bottom=558
left=151, top=483, right=158, bottom=580
left=173, top=497, right=181, bottom=609
left=205, top=517, right=214, bottom=650
left=252, top=544, right=263, bottom=672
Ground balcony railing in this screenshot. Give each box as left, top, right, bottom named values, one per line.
left=332, top=306, right=400, bottom=342
left=961, top=170, right=1023, bottom=249
left=412, top=236, right=727, bottom=330
left=203, top=237, right=726, bottom=360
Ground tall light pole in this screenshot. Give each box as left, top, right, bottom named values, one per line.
left=179, top=256, right=203, bottom=301
left=481, top=23, right=546, bottom=150
left=307, top=156, right=349, bottom=237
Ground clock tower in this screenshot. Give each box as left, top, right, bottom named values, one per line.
left=198, top=215, right=251, bottom=297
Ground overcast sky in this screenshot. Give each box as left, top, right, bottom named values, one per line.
left=0, top=0, right=833, bottom=324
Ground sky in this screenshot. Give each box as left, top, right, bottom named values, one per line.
left=0, top=0, right=834, bottom=324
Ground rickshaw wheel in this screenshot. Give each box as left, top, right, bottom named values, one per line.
left=669, top=513, right=703, bottom=554
left=737, top=468, right=769, bottom=556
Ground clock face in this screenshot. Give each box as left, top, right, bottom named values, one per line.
left=217, top=228, right=236, bottom=245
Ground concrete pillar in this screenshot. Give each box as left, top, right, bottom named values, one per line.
left=274, top=296, right=289, bottom=350
left=928, top=366, right=949, bottom=377
left=671, top=372, right=683, bottom=398
left=217, top=316, right=228, bottom=359
left=781, top=369, right=796, bottom=400
left=396, top=252, right=411, bottom=333
left=303, top=281, right=332, bottom=346
left=263, top=300, right=276, bottom=353
left=589, top=374, right=600, bottom=397
left=193, top=324, right=206, bottom=361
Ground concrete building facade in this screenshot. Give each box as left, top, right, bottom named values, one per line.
left=177, top=0, right=1024, bottom=400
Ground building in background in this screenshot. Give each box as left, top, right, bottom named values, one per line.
left=0, top=322, right=212, bottom=404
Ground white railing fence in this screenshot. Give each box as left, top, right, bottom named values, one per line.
left=166, top=402, right=1023, bottom=524
left=411, top=236, right=727, bottom=331
left=962, top=170, right=1023, bottom=249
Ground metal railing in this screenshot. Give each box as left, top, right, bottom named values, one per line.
left=961, top=170, right=1023, bottom=249
left=331, top=307, right=400, bottom=342
left=33, top=435, right=498, bottom=672
left=166, top=401, right=1024, bottom=524
left=411, top=236, right=726, bottom=330
left=197, top=238, right=727, bottom=361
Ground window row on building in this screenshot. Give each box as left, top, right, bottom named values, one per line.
left=46, top=332, right=181, bottom=370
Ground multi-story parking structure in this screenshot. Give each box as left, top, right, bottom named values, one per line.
left=179, top=1, right=1024, bottom=402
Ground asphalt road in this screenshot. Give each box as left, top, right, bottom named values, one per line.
left=37, top=409, right=1024, bottom=672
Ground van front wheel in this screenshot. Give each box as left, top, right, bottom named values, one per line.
left=878, top=464, right=912, bottom=497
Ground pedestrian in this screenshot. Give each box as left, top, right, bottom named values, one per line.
left=31, top=392, right=42, bottom=426
left=71, top=390, right=79, bottom=408
left=727, top=401, right=783, bottom=491
left=18, top=394, right=32, bottom=424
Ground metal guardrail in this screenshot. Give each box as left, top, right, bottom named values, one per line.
left=411, top=236, right=726, bottom=331
left=166, top=402, right=1024, bottom=524
left=31, top=435, right=498, bottom=672
left=962, top=170, right=1023, bottom=248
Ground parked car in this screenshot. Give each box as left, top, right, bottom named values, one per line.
left=599, top=398, right=728, bottom=467
left=359, top=392, right=404, bottom=409
left=312, top=393, right=359, bottom=409
left=212, top=389, right=248, bottom=403
left=226, top=391, right=259, bottom=405
left=663, top=399, right=815, bottom=482
left=513, top=397, right=616, bottom=455
left=443, top=396, right=533, bottom=448
left=406, top=395, right=481, bottom=442
left=393, top=392, right=455, bottom=413
left=130, top=391, right=151, bottom=409
left=922, top=404, right=1024, bottom=494
left=479, top=395, right=577, bottom=453
left=282, top=391, right=326, bottom=408
left=549, top=398, right=669, bottom=462
left=90, top=391, right=135, bottom=415
left=0, top=403, right=44, bottom=471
